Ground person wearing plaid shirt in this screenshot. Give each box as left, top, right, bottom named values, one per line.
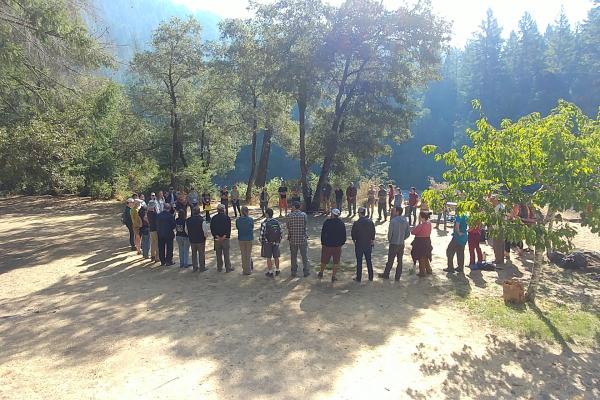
left=286, top=201, right=311, bottom=277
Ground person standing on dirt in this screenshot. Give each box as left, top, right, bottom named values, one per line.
left=387, top=184, right=395, bottom=213
left=210, top=203, right=233, bottom=272
left=175, top=209, right=190, bottom=268
left=346, top=182, right=357, bottom=217
left=367, top=185, right=376, bottom=219
left=444, top=212, right=468, bottom=274
left=186, top=207, right=207, bottom=272
left=379, top=206, right=410, bottom=281
left=121, top=198, right=135, bottom=251
left=187, top=187, right=199, bottom=209
left=259, top=187, right=269, bottom=217
left=377, top=185, right=388, bottom=222
left=147, top=200, right=159, bottom=263
left=321, top=181, right=333, bottom=214
left=139, top=204, right=150, bottom=259
left=236, top=206, right=254, bottom=275
left=334, top=186, right=344, bottom=213
left=220, top=186, right=229, bottom=216
left=157, top=203, right=176, bottom=266
left=261, top=208, right=282, bottom=278
left=286, top=201, right=310, bottom=278
left=318, top=208, right=346, bottom=282
left=407, top=187, right=419, bottom=226
left=131, top=199, right=143, bottom=255
left=278, top=182, right=288, bottom=217
left=156, top=191, right=165, bottom=213
left=351, top=207, right=376, bottom=282
left=231, top=185, right=242, bottom=218
left=411, top=211, right=433, bottom=276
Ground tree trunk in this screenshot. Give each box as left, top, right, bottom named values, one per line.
left=170, top=110, right=178, bottom=187
left=298, top=97, right=310, bottom=211
left=526, top=244, right=545, bottom=303
left=245, top=113, right=258, bottom=203
left=255, top=127, right=273, bottom=187
left=311, top=117, right=342, bottom=210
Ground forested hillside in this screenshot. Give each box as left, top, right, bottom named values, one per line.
left=0, top=0, right=598, bottom=199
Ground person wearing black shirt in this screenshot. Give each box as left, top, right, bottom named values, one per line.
left=210, top=203, right=233, bottom=272
left=334, top=186, right=344, bottom=213
left=346, top=182, right=357, bottom=217
left=147, top=200, right=159, bottom=262
left=156, top=203, right=176, bottom=266
left=186, top=207, right=207, bottom=272
left=351, top=207, right=376, bottom=281
left=220, top=186, right=229, bottom=216
left=317, top=208, right=346, bottom=282
left=321, top=181, right=333, bottom=213
left=278, top=183, right=288, bottom=217
left=259, top=187, right=269, bottom=217
left=121, top=198, right=135, bottom=250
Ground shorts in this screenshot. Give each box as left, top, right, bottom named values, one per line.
left=261, top=242, right=281, bottom=259
left=279, top=198, right=288, bottom=209
left=321, top=246, right=342, bottom=264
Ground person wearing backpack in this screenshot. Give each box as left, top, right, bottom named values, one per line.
left=378, top=206, right=410, bottom=281
left=260, top=208, right=282, bottom=278
left=236, top=206, right=254, bottom=275
left=186, top=207, right=207, bottom=272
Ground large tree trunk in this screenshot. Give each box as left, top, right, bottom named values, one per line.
left=311, top=116, right=342, bottom=209
left=298, top=97, right=311, bottom=211
left=170, top=110, right=178, bottom=187
left=255, top=127, right=272, bottom=187
left=245, top=107, right=259, bottom=203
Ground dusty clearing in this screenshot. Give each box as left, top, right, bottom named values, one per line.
left=0, top=196, right=598, bottom=399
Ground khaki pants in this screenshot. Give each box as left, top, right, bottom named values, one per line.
left=150, top=231, right=158, bottom=259
left=190, top=242, right=206, bottom=271
left=491, top=235, right=505, bottom=264
left=214, top=239, right=232, bottom=272
left=238, top=240, right=253, bottom=274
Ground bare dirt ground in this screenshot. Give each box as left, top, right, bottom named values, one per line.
left=0, top=196, right=598, bottom=399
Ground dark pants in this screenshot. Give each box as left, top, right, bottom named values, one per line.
left=383, top=244, right=404, bottom=280
left=125, top=223, right=134, bottom=249
left=335, top=199, right=343, bottom=212
left=221, top=200, right=229, bottom=215
left=260, top=202, right=268, bottom=216
left=377, top=202, right=388, bottom=220
left=158, top=235, right=174, bottom=265
left=232, top=200, right=241, bottom=217
left=408, top=205, right=417, bottom=226
left=446, top=237, right=465, bottom=270
left=355, top=246, right=373, bottom=281
left=347, top=198, right=356, bottom=215
left=190, top=242, right=206, bottom=271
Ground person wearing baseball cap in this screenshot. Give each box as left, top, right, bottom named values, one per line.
left=351, top=206, right=376, bottom=282
left=318, top=208, right=346, bottom=282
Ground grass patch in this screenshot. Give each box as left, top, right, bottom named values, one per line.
left=460, top=295, right=600, bottom=348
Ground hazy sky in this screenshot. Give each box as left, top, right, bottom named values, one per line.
left=171, top=0, right=594, bottom=46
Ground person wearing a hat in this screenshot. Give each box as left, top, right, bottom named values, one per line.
left=210, top=203, right=233, bottom=272
left=351, top=207, right=376, bottom=282
left=121, top=198, right=136, bottom=251
left=318, top=208, right=346, bottom=282
left=286, top=201, right=310, bottom=277
left=379, top=206, right=410, bottom=281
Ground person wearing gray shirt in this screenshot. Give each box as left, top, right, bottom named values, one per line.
left=378, top=206, right=410, bottom=281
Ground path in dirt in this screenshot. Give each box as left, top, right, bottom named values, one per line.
left=0, top=197, right=597, bottom=399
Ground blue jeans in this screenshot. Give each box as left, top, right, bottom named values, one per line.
left=141, top=233, right=150, bottom=258
left=355, top=246, right=373, bottom=281
left=176, top=236, right=190, bottom=267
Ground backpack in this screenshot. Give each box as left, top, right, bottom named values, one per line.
left=264, top=219, right=282, bottom=243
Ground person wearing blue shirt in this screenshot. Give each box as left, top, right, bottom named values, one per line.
left=235, top=206, right=254, bottom=275
left=444, top=213, right=468, bottom=273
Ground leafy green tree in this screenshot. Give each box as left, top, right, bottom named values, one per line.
left=309, top=0, right=448, bottom=208
left=130, top=16, right=203, bottom=185
left=424, top=100, right=600, bottom=302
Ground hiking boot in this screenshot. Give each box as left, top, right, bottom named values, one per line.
left=303, top=271, right=311, bottom=278
left=455, top=267, right=464, bottom=273
left=317, top=271, right=323, bottom=279
left=275, top=270, right=280, bottom=276
left=377, top=273, right=389, bottom=280
left=443, top=267, right=456, bottom=273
